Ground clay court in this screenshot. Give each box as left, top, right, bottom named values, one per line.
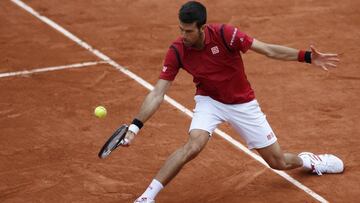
left=1, top=0, right=359, bottom=202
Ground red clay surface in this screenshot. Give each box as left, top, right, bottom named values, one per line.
left=1, top=0, right=359, bottom=202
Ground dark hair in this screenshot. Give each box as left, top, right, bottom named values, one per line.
left=179, top=1, right=207, bottom=28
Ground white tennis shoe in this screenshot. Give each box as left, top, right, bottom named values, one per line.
left=298, top=152, right=344, bottom=175
left=134, top=197, right=155, bottom=203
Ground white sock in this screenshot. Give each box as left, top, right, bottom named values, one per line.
left=299, top=155, right=312, bottom=170
left=140, top=179, right=164, bottom=200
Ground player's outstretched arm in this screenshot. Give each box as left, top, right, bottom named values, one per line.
left=135, top=79, right=172, bottom=123
left=250, top=39, right=298, bottom=60
left=250, top=39, right=340, bottom=71
left=123, top=79, right=172, bottom=146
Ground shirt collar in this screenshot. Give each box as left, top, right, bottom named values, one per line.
left=204, top=25, right=211, bottom=45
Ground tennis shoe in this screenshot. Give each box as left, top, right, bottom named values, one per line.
left=299, top=152, right=344, bottom=175
left=134, top=197, right=155, bottom=203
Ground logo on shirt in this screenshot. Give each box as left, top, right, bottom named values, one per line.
left=162, top=66, right=168, bottom=72
left=240, top=38, right=244, bottom=42
left=211, top=46, right=219, bottom=55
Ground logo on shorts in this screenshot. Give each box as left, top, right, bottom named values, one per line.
left=211, top=46, right=219, bottom=55
left=267, top=132, right=275, bottom=140
left=162, top=66, right=168, bottom=72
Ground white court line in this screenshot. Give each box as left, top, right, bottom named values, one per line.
left=11, top=0, right=328, bottom=202
left=0, top=61, right=107, bottom=78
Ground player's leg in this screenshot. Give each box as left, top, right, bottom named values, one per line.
left=154, top=129, right=210, bottom=186
left=155, top=95, right=223, bottom=186
left=134, top=96, right=224, bottom=202
left=227, top=99, right=344, bottom=175
left=225, top=99, right=303, bottom=170
left=256, top=140, right=345, bottom=175
left=135, top=130, right=210, bottom=203
left=256, top=141, right=302, bottom=170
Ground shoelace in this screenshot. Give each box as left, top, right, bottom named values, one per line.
left=313, top=162, right=327, bottom=176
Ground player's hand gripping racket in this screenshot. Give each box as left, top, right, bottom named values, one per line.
left=98, top=124, right=128, bottom=159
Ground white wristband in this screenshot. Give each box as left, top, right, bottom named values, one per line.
left=128, top=124, right=140, bottom=135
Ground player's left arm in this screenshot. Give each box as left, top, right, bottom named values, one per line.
left=250, top=39, right=340, bottom=71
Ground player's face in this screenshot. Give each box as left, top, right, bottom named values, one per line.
left=179, top=22, right=204, bottom=47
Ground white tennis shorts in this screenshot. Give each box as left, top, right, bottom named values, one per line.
left=189, top=95, right=277, bottom=149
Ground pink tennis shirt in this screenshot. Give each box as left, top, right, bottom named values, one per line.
left=159, top=24, right=255, bottom=104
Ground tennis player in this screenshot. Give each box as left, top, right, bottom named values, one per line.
left=122, top=1, right=344, bottom=202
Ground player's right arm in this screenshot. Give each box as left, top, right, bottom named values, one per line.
left=135, top=79, right=172, bottom=123
left=123, top=79, right=172, bottom=146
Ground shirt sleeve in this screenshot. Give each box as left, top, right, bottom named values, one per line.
left=222, top=24, right=254, bottom=53
left=159, top=47, right=180, bottom=81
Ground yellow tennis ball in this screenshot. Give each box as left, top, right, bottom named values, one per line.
left=94, top=106, right=107, bottom=118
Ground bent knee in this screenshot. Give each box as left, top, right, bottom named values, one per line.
left=181, top=129, right=209, bottom=160
left=183, top=142, right=203, bottom=158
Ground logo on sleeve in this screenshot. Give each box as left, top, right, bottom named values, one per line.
left=230, top=28, right=238, bottom=46
left=162, top=66, right=168, bottom=72
left=211, top=46, right=219, bottom=55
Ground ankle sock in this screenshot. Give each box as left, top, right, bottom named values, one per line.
left=140, top=179, right=164, bottom=200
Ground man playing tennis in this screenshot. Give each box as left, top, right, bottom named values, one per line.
left=121, top=1, right=343, bottom=202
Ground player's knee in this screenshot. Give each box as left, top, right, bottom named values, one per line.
left=182, top=141, right=203, bottom=161
left=183, top=129, right=209, bottom=161
left=185, top=143, right=201, bottom=158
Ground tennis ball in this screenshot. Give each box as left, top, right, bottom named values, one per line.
left=94, top=106, right=107, bottom=118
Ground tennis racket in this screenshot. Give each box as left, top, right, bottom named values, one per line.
left=98, top=124, right=128, bottom=159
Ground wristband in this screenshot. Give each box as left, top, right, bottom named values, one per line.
left=128, top=124, right=140, bottom=134
left=132, top=118, right=144, bottom=129
left=298, top=50, right=312, bottom=64
left=128, top=118, right=144, bottom=134
left=304, top=51, right=312, bottom=63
